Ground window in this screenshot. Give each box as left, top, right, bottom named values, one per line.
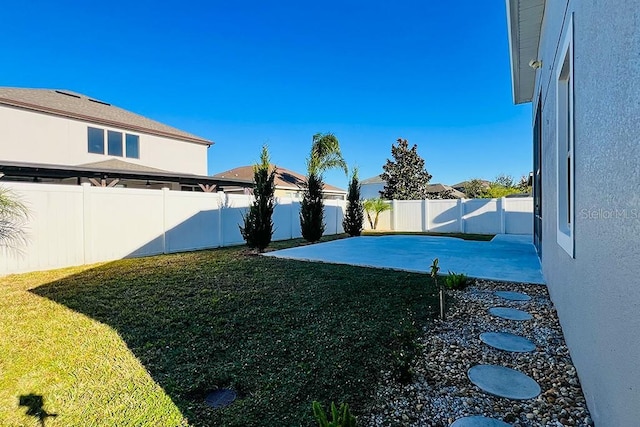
left=88, top=126, right=140, bottom=158
left=125, top=134, right=139, bottom=158
left=107, top=130, right=123, bottom=156
left=88, top=127, right=104, bottom=154
left=556, top=14, right=574, bottom=257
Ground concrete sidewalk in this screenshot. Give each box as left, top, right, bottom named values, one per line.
left=264, top=234, right=544, bottom=284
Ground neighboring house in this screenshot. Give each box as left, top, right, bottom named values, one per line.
left=0, top=87, right=246, bottom=191
left=361, top=174, right=465, bottom=199
left=506, top=2, right=639, bottom=426
left=213, top=165, right=347, bottom=200
left=360, top=175, right=385, bottom=199
left=451, top=179, right=491, bottom=195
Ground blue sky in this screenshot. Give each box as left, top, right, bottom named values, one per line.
left=1, top=0, right=531, bottom=189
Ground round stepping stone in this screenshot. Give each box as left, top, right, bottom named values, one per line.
left=204, top=389, right=237, bottom=408
left=468, top=364, right=541, bottom=400
left=494, top=290, right=531, bottom=301
left=488, top=307, right=532, bottom=321
left=450, top=416, right=513, bottom=427
left=480, top=332, right=536, bottom=353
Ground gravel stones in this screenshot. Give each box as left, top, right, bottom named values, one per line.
left=364, top=280, right=593, bottom=427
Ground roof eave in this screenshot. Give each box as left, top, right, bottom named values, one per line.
left=0, top=98, right=214, bottom=146
left=506, top=0, right=545, bottom=105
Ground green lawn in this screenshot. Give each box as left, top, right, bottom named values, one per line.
left=1, top=238, right=437, bottom=426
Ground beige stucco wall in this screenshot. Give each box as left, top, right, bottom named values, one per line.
left=0, top=105, right=208, bottom=175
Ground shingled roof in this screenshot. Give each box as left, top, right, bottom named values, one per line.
left=213, top=165, right=346, bottom=194
left=0, top=87, right=212, bottom=146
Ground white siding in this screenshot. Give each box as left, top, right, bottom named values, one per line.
left=0, top=105, right=208, bottom=175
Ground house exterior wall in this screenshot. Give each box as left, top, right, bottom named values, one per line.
left=360, top=182, right=384, bottom=199
left=0, top=105, right=208, bottom=175
left=534, top=1, right=640, bottom=425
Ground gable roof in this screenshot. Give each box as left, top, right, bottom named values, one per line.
left=505, top=0, right=545, bottom=104
left=361, top=174, right=384, bottom=185
left=0, top=87, right=212, bottom=145
left=213, top=165, right=346, bottom=194
left=79, top=158, right=172, bottom=173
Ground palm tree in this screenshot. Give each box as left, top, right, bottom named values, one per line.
left=300, top=133, right=348, bottom=242
left=307, top=133, right=348, bottom=176
left=363, top=198, right=391, bottom=230
left=0, top=186, right=29, bottom=248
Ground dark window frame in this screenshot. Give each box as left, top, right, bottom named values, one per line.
left=87, top=127, right=105, bottom=154
left=107, top=130, right=124, bottom=157
left=125, top=133, right=140, bottom=159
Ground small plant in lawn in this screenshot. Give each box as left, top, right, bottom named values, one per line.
left=342, top=168, right=364, bottom=237
left=444, top=271, right=469, bottom=290
left=312, top=401, right=357, bottom=427
left=239, top=145, right=276, bottom=252
left=430, top=258, right=445, bottom=320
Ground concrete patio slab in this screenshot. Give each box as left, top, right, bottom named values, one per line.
left=450, top=416, right=513, bottom=427
left=468, top=364, right=541, bottom=400
left=264, top=235, right=544, bottom=284
left=480, top=332, right=536, bottom=352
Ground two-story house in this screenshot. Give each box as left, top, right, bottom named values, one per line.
left=0, top=87, right=249, bottom=191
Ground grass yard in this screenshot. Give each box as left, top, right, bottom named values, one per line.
left=1, top=238, right=438, bottom=426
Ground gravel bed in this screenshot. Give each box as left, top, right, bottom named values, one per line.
left=364, top=279, right=593, bottom=427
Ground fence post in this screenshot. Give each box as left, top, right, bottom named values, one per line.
left=422, top=199, right=429, bottom=232
left=218, top=191, right=225, bottom=247
left=391, top=200, right=398, bottom=231
left=290, top=200, right=295, bottom=239
left=81, top=183, right=91, bottom=264
left=162, top=187, right=170, bottom=254
left=499, top=197, right=506, bottom=234
left=458, top=199, right=465, bottom=233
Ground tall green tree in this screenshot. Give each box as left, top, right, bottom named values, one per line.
left=381, top=138, right=432, bottom=200
left=482, top=174, right=524, bottom=198
left=0, top=186, right=29, bottom=248
left=239, top=145, right=276, bottom=252
left=300, top=172, right=325, bottom=242
left=300, top=133, right=347, bottom=242
left=342, top=168, right=364, bottom=236
left=463, top=179, right=487, bottom=198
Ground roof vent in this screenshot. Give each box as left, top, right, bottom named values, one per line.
left=89, top=98, right=111, bottom=106
left=54, top=90, right=81, bottom=99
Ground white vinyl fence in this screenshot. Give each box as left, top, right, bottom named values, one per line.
left=388, top=197, right=533, bottom=234
left=362, top=198, right=533, bottom=234
left=0, top=182, right=345, bottom=275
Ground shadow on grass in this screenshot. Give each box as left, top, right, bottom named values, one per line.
left=19, top=394, right=57, bottom=427
left=31, top=245, right=437, bottom=426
